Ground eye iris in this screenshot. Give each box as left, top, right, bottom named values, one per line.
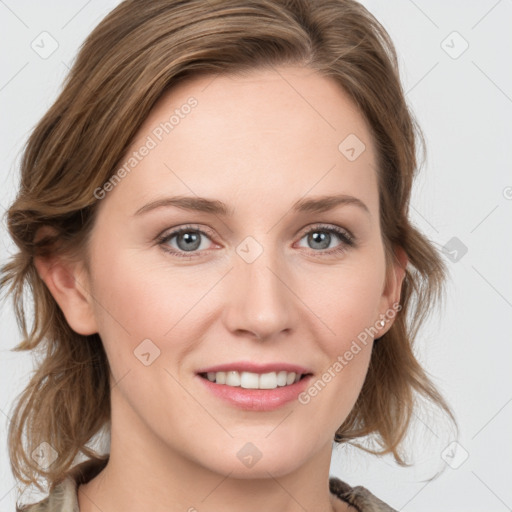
left=309, top=231, right=330, bottom=250
left=177, top=231, right=201, bottom=251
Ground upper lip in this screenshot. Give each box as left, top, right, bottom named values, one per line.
left=196, top=362, right=313, bottom=375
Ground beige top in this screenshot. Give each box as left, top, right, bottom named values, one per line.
left=18, top=457, right=397, bottom=512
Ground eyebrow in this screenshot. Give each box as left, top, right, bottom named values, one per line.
left=133, top=194, right=371, bottom=218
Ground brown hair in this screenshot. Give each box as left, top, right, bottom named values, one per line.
left=1, top=0, right=455, bottom=499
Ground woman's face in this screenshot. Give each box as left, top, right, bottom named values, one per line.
left=71, top=66, right=403, bottom=477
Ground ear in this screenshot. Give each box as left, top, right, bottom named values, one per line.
left=33, top=227, right=98, bottom=336
left=378, top=245, right=408, bottom=335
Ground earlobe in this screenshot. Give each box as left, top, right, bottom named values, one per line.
left=33, top=251, right=98, bottom=336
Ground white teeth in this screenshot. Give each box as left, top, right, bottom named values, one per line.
left=276, top=370, right=287, bottom=386
left=226, top=371, right=241, bottom=386
left=259, top=372, right=278, bottom=389
left=203, top=370, right=304, bottom=389
left=240, top=371, right=259, bottom=389
left=286, top=372, right=296, bottom=385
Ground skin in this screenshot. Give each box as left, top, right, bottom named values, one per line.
left=35, top=65, right=406, bottom=512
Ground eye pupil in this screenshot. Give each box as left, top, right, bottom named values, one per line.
left=309, top=231, right=330, bottom=250
left=177, top=231, right=201, bottom=251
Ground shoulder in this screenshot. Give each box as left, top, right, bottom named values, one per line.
left=17, top=478, right=78, bottom=512
left=329, top=476, right=398, bottom=512
left=17, top=457, right=108, bottom=512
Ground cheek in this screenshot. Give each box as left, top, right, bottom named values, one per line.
left=292, top=251, right=385, bottom=416
left=294, top=263, right=382, bottom=431
left=297, top=253, right=386, bottom=350
left=87, top=242, right=214, bottom=371
left=86, top=248, right=208, bottom=431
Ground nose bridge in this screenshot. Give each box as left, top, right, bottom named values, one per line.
left=224, top=235, right=295, bottom=339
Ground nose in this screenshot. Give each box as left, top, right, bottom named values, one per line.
left=222, top=243, right=297, bottom=341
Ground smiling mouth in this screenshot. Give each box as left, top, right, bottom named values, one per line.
left=198, top=370, right=311, bottom=390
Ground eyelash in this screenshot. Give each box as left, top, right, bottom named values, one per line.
left=156, top=223, right=356, bottom=259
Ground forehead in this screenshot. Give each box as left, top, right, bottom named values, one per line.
left=100, top=66, right=378, bottom=216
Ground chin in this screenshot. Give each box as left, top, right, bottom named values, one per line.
left=214, top=455, right=304, bottom=480
left=192, top=437, right=311, bottom=480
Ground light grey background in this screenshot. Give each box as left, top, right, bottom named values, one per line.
left=1, top=1, right=511, bottom=511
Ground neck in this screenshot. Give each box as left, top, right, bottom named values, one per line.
left=77, top=392, right=345, bottom=512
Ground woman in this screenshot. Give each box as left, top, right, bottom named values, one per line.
left=1, top=1, right=455, bottom=510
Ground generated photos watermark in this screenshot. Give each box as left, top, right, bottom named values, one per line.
left=298, top=302, right=402, bottom=405
left=93, top=97, right=198, bottom=200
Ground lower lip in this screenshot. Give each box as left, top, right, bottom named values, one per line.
left=197, top=374, right=313, bottom=411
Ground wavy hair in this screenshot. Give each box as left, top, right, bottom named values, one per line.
left=1, top=0, right=455, bottom=501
